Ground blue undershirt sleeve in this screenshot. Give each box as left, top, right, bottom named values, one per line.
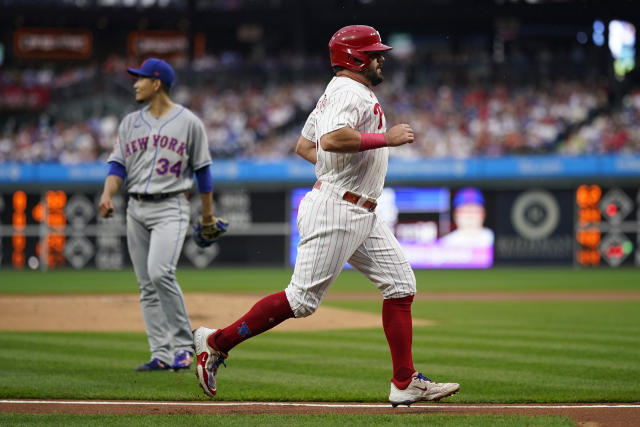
left=195, top=165, right=213, bottom=193
left=108, top=162, right=126, bottom=180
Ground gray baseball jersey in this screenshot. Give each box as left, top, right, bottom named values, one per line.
left=108, top=103, right=210, bottom=365
left=286, top=76, right=415, bottom=318
left=108, top=103, right=211, bottom=194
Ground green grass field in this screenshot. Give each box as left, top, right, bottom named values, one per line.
left=0, top=266, right=638, bottom=294
left=1, top=267, right=639, bottom=426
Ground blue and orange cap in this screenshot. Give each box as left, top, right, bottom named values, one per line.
left=127, top=58, right=175, bottom=88
left=453, top=187, right=484, bottom=208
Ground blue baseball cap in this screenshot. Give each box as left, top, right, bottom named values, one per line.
left=453, top=187, right=484, bottom=208
left=127, top=58, right=175, bottom=88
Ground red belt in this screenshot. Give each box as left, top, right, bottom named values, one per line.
left=313, top=181, right=377, bottom=212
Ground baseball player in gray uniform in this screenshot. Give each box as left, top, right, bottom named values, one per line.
left=192, top=26, right=459, bottom=406
left=98, top=58, right=224, bottom=371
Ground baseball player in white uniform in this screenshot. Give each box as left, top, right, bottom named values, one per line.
left=192, top=26, right=459, bottom=405
left=99, top=58, right=222, bottom=372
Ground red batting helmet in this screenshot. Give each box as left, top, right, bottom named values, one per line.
left=329, top=25, right=392, bottom=72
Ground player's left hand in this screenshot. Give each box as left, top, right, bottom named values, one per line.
left=193, top=217, right=229, bottom=247
left=385, top=123, right=414, bottom=147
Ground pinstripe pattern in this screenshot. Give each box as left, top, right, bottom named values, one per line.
left=349, top=215, right=416, bottom=299
left=285, top=75, right=415, bottom=318
left=314, top=76, right=388, bottom=200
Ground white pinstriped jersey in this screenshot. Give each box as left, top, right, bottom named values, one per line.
left=286, top=75, right=416, bottom=317
left=108, top=104, right=211, bottom=194
left=303, top=76, right=388, bottom=200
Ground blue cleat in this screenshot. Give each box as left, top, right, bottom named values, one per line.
left=172, top=350, right=194, bottom=370
left=136, top=357, right=170, bottom=371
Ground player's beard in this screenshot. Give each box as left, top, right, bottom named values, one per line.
left=364, top=66, right=384, bottom=87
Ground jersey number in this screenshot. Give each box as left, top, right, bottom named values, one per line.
left=373, top=103, right=384, bottom=129
left=156, top=158, right=182, bottom=177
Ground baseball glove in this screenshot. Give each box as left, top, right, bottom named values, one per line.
left=193, top=218, right=229, bottom=248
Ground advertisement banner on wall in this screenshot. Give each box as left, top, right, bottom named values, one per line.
left=0, top=189, right=288, bottom=269
left=575, top=185, right=639, bottom=268
left=127, top=31, right=205, bottom=60
left=488, top=189, right=574, bottom=265
left=289, top=186, right=494, bottom=269
left=128, top=31, right=186, bottom=59
left=0, top=85, right=50, bottom=111
left=13, top=28, right=92, bottom=59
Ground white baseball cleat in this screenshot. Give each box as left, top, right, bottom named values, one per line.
left=193, top=327, right=228, bottom=397
left=389, top=372, right=460, bottom=407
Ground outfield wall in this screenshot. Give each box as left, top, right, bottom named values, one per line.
left=1, top=154, right=639, bottom=270
left=1, top=154, right=640, bottom=186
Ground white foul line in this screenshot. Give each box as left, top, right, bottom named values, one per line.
left=1, top=400, right=639, bottom=409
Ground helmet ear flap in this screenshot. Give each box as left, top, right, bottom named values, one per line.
left=331, top=45, right=371, bottom=72
left=329, top=25, right=389, bottom=72
left=352, top=48, right=372, bottom=68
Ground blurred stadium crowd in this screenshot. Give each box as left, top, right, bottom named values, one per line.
left=1, top=53, right=639, bottom=164
left=1, top=0, right=639, bottom=165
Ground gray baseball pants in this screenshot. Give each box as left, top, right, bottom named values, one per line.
left=126, top=193, right=192, bottom=364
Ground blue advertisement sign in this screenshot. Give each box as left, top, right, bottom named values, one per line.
left=289, top=187, right=494, bottom=269
left=1, top=154, right=639, bottom=184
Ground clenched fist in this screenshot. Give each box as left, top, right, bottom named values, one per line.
left=385, top=124, right=414, bottom=147
left=98, top=193, right=115, bottom=218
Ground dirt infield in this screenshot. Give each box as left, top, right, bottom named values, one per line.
left=1, top=399, right=639, bottom=426
left=0, top=293, right=432, bottom=332
left=1, top=291, right=638, bottom=332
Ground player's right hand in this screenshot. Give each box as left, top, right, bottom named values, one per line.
left=193, top=217, right=229, bottom=247
left=98, top=194, right=115, bottom=218
left=385, top=124, right=414, bottom=147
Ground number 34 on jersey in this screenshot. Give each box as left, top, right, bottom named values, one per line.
left=122, top=134, right=188, bottom=178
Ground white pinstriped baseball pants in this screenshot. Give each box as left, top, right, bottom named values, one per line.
left=285, top=183, right=416, bottom=318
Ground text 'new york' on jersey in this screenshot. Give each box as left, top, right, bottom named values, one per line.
left=107, top=104, right=212, bottom=195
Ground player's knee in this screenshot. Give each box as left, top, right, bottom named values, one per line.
left=381, top=270, right=416, bottom=299
left=293, top=301, right=319, bottom=318
left=138, top=282, right=160, bottom=305
left=148, top=271, right=162, bottom=286
left=148, top=269, right=172, bottom=288
left=284, top=286, right=320, bottom=318
left=407, top=271, right=417, bottom=294
left=399, top=268, right=417, bottom=295
left=137, top=278, right=154, bottom=294
left=290, top=296, right=320, bottom=318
